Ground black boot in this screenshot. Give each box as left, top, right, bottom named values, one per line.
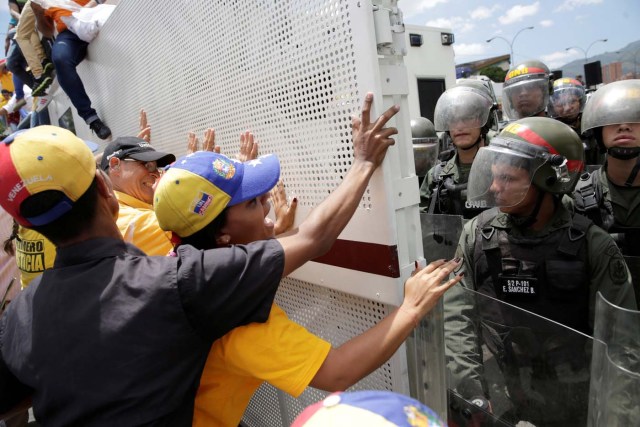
left=89, top=118, right=111, bottom=140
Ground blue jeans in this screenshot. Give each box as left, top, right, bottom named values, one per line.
left=6, top=38, right=33, bottom=99
left=51, top=30, right=98, bottom=124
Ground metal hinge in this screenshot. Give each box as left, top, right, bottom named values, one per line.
left=372, top=2, right=406, bottom=56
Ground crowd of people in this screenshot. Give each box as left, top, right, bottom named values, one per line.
left=0, top=1, right=638, bottom=424
left=0, top=92, right=467, bottom=426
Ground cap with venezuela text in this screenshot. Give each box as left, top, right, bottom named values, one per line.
left=154, top=151, right=280, bottom=238
left=0, top=126, right=97, bottom=227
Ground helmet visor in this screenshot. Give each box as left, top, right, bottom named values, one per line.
left=502, top=76, right=549, bottom=120
left=434, top=87, right=492, bottom=131
left=548, top=88, right=585, bottom=119
left=581, top=80, right=640, bottom=132
left=467, top=144, right=545, bottom=209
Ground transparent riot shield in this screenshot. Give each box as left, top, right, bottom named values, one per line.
left=625, top=256, right=640, bottom=309
left=588, top=292, right=640, bottom=427
left=420, top=213, right=464, bottom=261
left=444, top=287, right=592, bottom=427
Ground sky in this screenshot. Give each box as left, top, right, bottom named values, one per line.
left=401, top=0, right=640, bottom=68
left=0, top=0, right=637, bottom=70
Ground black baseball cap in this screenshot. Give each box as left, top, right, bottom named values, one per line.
left=100, top=137, right=175, bottom=171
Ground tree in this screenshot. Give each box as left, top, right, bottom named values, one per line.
left=479, top=66, right=507, bottom=83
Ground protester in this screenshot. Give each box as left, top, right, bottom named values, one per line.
left=152, top=150, right=462, bottom=427
left=100, top=136, right=175, bottom=255
left=31, top=0, right=111, bottom=139
left=14, top=0, right=54, bottom=96
left=0, top=94, right=400, bottom=424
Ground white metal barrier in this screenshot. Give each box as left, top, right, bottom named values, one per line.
left=45, top=0, right=447, bottom=423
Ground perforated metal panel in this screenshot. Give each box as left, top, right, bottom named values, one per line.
left=47, top=0, right=421, bottom=302
left=243, top=278, right=403, bottom=426
left=44, top=0, right=446, bottom=422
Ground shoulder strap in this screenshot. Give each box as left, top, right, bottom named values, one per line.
left=557, top=213, right=592, bottom=257
left=474, top=208, right=505, bottom=290
left=573, top=171, right=604, bottom=226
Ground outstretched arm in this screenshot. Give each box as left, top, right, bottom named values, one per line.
left=310, top=258, right=463, bottom=390
left=277, top=93, right=399, bottom=276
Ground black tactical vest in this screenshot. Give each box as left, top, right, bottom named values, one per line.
left=428, top=151, right=487, bottom=219
left=472, top=208, right=592, bottom=335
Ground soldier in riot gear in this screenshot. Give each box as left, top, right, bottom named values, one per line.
left=411, top=116, right=439, bottom=188
left=502, top=60, right=552, bottom=120
left=419, top=81, right=498, bottom=218
left=573, top=79, right=640, bottom=306
left=548, top=77, right=602, bottom=166
left=444, top=117, right=636, bottom=426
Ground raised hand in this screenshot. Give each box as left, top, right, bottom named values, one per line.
left=401, top=258, right=463, bottom=320
left=238, top=131, right=258, bottom=162
left=137, top=109, right=151, bottom=143
left=202, top=128, right=219, bottom=153
left=351, top=93, right=399, bottom=170
left=270, top=181, right=298, bottom=235
left=186, top=131, right=199, bottom=154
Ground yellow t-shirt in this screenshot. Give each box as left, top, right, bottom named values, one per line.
left=15, top=226, right=55, bottom=288
left=115, top=191, right=172, bottom=256
left=193, top=304, right=331, bottom=427
left=0, top=72, right=15, bottom=93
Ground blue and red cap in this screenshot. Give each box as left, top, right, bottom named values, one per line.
left=291, top=391, right=446, bottom=427
left=154, top=151, right=280, bottom=238
left=0, top=126, right=97, bottom=227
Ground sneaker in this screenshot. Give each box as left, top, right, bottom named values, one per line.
left=89, top=118, right=112, bottom=140
left=34, top=95, right=51, bottom=113
left=42, top=61, right=55, bottom=78
left=32, top=76, right=53, bottom=96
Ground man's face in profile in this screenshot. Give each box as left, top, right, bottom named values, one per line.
left=490, top=162, right=535, bottom=214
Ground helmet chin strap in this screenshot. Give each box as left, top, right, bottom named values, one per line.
left=607, top=146, right=640, bottom=160
left=511, top=190, right=546, bottom=228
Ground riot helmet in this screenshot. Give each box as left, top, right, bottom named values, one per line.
left=502, top=60, right=551, bottom=120
left=581, top=79, right=640, bottom=159
left=411, top=117, right=439, bottom=177
left=434, top=79, right=498, bottom=137
left=411, top=117, right=437, bottom=142
left=467, top=117, right=584, bottom=209
left=548, top=78, right=586, bottom=122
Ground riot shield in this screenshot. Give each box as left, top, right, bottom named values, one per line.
left=625, top=256, right=640, bottom=309
left=588, top=292, right=640, bottom=427
left=420, top=213, right=464, bottom=261
left=610, top=228, right=640, bottom=308
left=444, top=287, right=592, bottom=427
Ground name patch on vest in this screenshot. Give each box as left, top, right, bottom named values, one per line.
left=500, top=276, right=538, bottom=296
